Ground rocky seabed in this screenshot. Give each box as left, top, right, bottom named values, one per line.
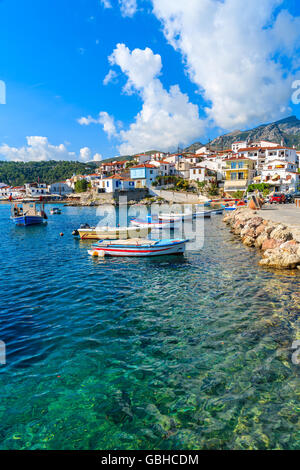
left=224, top=207, right=300, bottom=270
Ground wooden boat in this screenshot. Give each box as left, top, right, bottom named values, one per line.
left=193, top=210, right=212, bottom=218
left=50, top=207, right=62, bottom=215
left=73, top=224, right=151, bottom=240
left=159, top=210, right=212, bottom=221
left=210, top=208, right=224, bottom=215
left=159, top=212, right=193, bottom=221
left=11, top=200, right=47, bottom=226
left=88, top=238, right=188, bottom=257
left=130, top=218, right=176, bottom=229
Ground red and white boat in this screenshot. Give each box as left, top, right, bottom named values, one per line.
left=88, top=238, right=188, bottom=257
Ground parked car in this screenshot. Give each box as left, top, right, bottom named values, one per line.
left=284, top=193, right=294, bottom=204
left=269, top=193, right=286, bottom=204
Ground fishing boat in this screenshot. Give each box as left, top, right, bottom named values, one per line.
left=72, top=223, right=151, bottom=240
left=159, top=212, right=193, bottom=221
left=222, top=205, right=237, bottom=211
left=158, top=210, right=212, bottom=221
left=88, top=238, right=188, bottom=257
left=193, top=210, right=212, bottom=218
left=210, top=208, right=224, bottom=215
left=130, top=217, right=176, bottom=230
left=50, top=207, right=62, bottom=215
left=11, top=200, right=47, bottom=226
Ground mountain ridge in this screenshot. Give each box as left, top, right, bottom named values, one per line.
left=184, top=115, right=300, bottom=152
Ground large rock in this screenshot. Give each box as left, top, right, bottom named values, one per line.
left=259, top=248, right=300, bottom=269
left=255, top=232, right=269, bottom=249
left=261, top=239, right=281, bottom=251
left=270, top=224, right=293, bottom=242
left=242, top=236, right=256, bottom=247
left=255, top=224, right=266, bottom=236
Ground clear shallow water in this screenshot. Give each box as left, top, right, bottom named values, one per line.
left=0, top=203, right=299, bottom=450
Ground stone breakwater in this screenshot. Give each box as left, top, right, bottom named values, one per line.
left=224, top=207, right=300, bottom=270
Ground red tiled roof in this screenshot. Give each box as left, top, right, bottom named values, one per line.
left=130, top=164, right=156, bottom=169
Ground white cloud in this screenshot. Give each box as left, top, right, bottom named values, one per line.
left=100, top=0, right=112, bottom=9
left=81, top=44, right=205, bottom=154
left=78, top=111, right=117, bottom=138
left=151, top=0, right=300, bottom=130
left=103, top=69, right=118, bottom=85
left=109, top=43, right=162, bottom=92
left=0, top=137, right=100, bottom=163
left=0, top=136, right=77, bottom=162
left=79, top=147, right=92, bottom=162
left=93, top=153, right=103, bottom=161
left=119, top=0, right=137, bottom=18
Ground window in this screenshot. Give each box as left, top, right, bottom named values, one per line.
left=231, top=173, right=237, bottom=180
left=231, top=162, right=237, bottom=169
left=238, top=162, right=244, bottom=169
left=238, top=172, right=244, bottom=180
left=150, top=170, right=153, bottom=174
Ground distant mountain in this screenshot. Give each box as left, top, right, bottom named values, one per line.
left=182, top=142, right=204, bottom=153
left=184, top=115, right=300, bottom=152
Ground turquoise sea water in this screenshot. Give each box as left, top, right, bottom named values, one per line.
left=0, top=203, right=299, bottom=450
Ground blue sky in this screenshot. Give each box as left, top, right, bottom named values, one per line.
left=0, top=0, right=300, bottom=161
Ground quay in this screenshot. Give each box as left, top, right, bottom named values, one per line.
left=224, top=204, right=300, bottom=270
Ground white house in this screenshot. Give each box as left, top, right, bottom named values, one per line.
left=189, top=166, right=206, bottom=182
left=48, top=182, right=73, bottom=195
left=25, top=183, right=48, bottom=196
left=151, top=160, right=176, bottom=176
left=201, top=156, right=227, bottom=181
left=231, top=141, right=249, bottom=152
left=261, top=160, right=299, bottom=193
left=0, top=183, right=11, bottom=198
left=189, top=166, right=218, bottom=183
left=97, top=175, right=136, bottom=193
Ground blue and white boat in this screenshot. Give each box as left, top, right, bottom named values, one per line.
left=88, top=238, right=188, bottom=257
left=11, top=200, right=48, bottom=226
left=131, top=216, right=176, bottom=230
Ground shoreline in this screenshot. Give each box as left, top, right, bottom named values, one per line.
left=224, top=206, right=300, bottom=270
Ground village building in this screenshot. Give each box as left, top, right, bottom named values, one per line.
left=150, top=160, right=176, bottom=176
left=201, top=155, right=227, bottom=181
left=0, top=183, right=11, bottom=198
left=189, top=166, right=218, bottom=184
left=48, top=182, right=73, bottom=196
left=130, top=164, right=159, bottom=188
left=96, top=175, right=135, bottom=193
left=25, top=183, right=48, bottom=197
left=224, top=156, right=256, bottom=194
left=260, top=160, right=299, bottom=193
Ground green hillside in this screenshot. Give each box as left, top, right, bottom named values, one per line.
left=0, top=160, right=98, bottom=186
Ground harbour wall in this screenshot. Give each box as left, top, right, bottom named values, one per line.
left=224, top=207, right=300, bottom=270
left=149, top=187, right=209, bottom=204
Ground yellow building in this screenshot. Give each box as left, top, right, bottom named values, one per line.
left=224, top=157, right=255, bottom=194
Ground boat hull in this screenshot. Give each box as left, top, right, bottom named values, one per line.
left=77, top=227, right=151, bottom=240
left=131, top=219, right=175, bottom=229
left=89, top=239, right=187, bottom=257
left=12, top=215, right=45, bottom=226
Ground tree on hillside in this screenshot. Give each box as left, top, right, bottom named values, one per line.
left=75, top=179, right=88, bottom=193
